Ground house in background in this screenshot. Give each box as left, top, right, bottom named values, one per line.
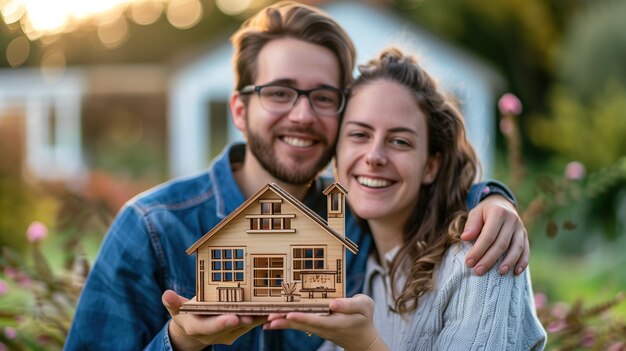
left=0, top=64, right=168, bottom=183
left=0, top=68, right=83, bottom=181
left=181, top=182, right=358, bottom=315
left=169, top=0, right=503, bottom=178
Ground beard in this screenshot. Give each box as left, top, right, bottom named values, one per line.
left=247, top=126, right=335, bottom=185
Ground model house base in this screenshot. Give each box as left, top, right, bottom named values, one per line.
left=180, top=298, right=331, bottom=315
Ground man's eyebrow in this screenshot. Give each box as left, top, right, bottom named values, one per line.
left=263, top=78, right=296, bottom=85
left=345, top=121, right=418, bottom=135
left=262, top=79, right=341, bottom=90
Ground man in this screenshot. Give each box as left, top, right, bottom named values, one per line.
left=64, top=2, right=528, bottom=350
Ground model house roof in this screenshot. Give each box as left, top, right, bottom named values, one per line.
left=186, top=182, right=358, bottom=255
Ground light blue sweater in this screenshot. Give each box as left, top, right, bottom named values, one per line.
left=364, top=242, right=547, bottom=350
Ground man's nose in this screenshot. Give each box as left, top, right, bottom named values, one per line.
left=288, top=95, right=317, bottom=125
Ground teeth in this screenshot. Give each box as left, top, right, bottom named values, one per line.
left=283, top=137, right=314, bottom=147
left=357, top=176, right=391, bottom=188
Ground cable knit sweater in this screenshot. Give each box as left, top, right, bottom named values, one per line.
left=363, top=242, right=547, bottom=350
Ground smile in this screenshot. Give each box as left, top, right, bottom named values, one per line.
left=356, top=176, right=393, bottom=188
left=282, top=136, right=315, bottom=148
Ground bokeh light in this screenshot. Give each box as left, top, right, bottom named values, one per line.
left=130, top=0, right=163, bottom=25
left=97, top=16, right=130, bottom=48
left=1, top=0, right=26, bottom=24
left=0, top=0, right=209, bottom=40
left=6, top=36, right=30, bottom=67
left=166, top=0, right=203, bottom=30
left=215, top=0, right=252, bottom=16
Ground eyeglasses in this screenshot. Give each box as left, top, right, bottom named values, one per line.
left=239, top=83, right=347, bottom=117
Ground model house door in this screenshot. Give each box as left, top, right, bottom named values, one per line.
left=251, top=255, right=285, bottom=300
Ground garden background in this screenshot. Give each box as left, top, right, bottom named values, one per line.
left=1, top=0, right=625, bottom=349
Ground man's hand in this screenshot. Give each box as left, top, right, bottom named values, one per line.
left=162, top=290, right=265, bottom=350
left=461, top=195, right=529, bottom=276
left=264, top=295, right=387, bottom=351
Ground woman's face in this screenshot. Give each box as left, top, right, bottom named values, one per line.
left=336, top=79, right=440, bottom=225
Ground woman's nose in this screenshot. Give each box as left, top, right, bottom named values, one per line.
left=365, top=145, right=387, bottom=167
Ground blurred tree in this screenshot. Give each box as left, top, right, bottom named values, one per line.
left=558, top=0, right=626, bottom=101
left=525, top=0, right=626, bottom=241
left=394, top=0, right=565, bottom=113
left=528, top=84, right=626, bottom=171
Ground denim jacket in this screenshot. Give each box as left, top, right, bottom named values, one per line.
left=64, top=143, right=513, bottom=351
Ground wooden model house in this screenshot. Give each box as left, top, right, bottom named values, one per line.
left=181, top=182, right=358, bottom=315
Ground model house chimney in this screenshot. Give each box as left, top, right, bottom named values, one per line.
left=323, top=182, right=347, bottom=238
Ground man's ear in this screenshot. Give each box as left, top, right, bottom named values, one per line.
left=230, top=91, right=247, bottom=132
left=423, top=153, right=441, bottom=185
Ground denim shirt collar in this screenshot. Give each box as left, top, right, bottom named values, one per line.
left=209, top=143, right=247, bottom=219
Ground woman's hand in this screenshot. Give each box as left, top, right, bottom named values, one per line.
left=264, top=294, right=387, bottom=351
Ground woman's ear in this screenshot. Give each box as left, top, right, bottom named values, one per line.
left=422, top=153, right=441, bottom=185
left=230, top=92, right=247, bottom=132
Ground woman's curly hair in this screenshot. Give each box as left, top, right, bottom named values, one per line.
left=351, top=48, right=481, bottom=314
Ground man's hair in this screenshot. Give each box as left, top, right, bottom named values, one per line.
left=352, top=48, right=481, bottom=314
left=230, top=1, right=355, bottom=90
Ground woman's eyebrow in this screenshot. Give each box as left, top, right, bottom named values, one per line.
left=346, top=121, right=417, bottom=135
left=345, top=121, right=374, bottom=130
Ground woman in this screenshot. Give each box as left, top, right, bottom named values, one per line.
left=265, top=48, right=546, bottom=350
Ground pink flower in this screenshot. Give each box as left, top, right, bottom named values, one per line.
left=607, top=342, right=625, bottom=351
left=0, top=342, right=6, bottom=351
left=546, top=319, right=567, bottom=333
left=565, top=161, right=586, bottom=181
left=551, top=302, right=569, bottom=319
left=0, top=280, right=7, bottom=295
left=26, top=221, right=48, bottom=242
left=18, top=276, right=32, bottom=288
left=580, top=331, right=595, bottom=347
left=3, top=267, right=18, bottom=280
left=534, top=292, right=547, bottom=309
left=4, top=327, right=17, bottom=340
left=498, top=93, right=523, bottom=115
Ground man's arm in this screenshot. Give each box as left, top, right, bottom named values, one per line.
left=462, top=180, right=529, bottom=276
left=65, top=205, right=259, bottom=351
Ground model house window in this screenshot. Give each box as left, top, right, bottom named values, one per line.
left=246, top=199, right=295, bottom=233
left=292, top=246, right=326, bottom=281
left=336, top=259, right=342, bottom=283
left=261, top=202, right=281, bottom=214
left=199, top=259, right=205, bottom=301
left=252, top=256, right=285, bottom=297
left=330, top=193, right=340, bottom=212
left=210, top=248, right=245, bottom=283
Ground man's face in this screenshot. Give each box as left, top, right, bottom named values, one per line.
left=236, top=37, right=341, bottom=185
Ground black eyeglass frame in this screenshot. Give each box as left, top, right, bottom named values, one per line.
left=239, top=83, right=348, bottom=117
